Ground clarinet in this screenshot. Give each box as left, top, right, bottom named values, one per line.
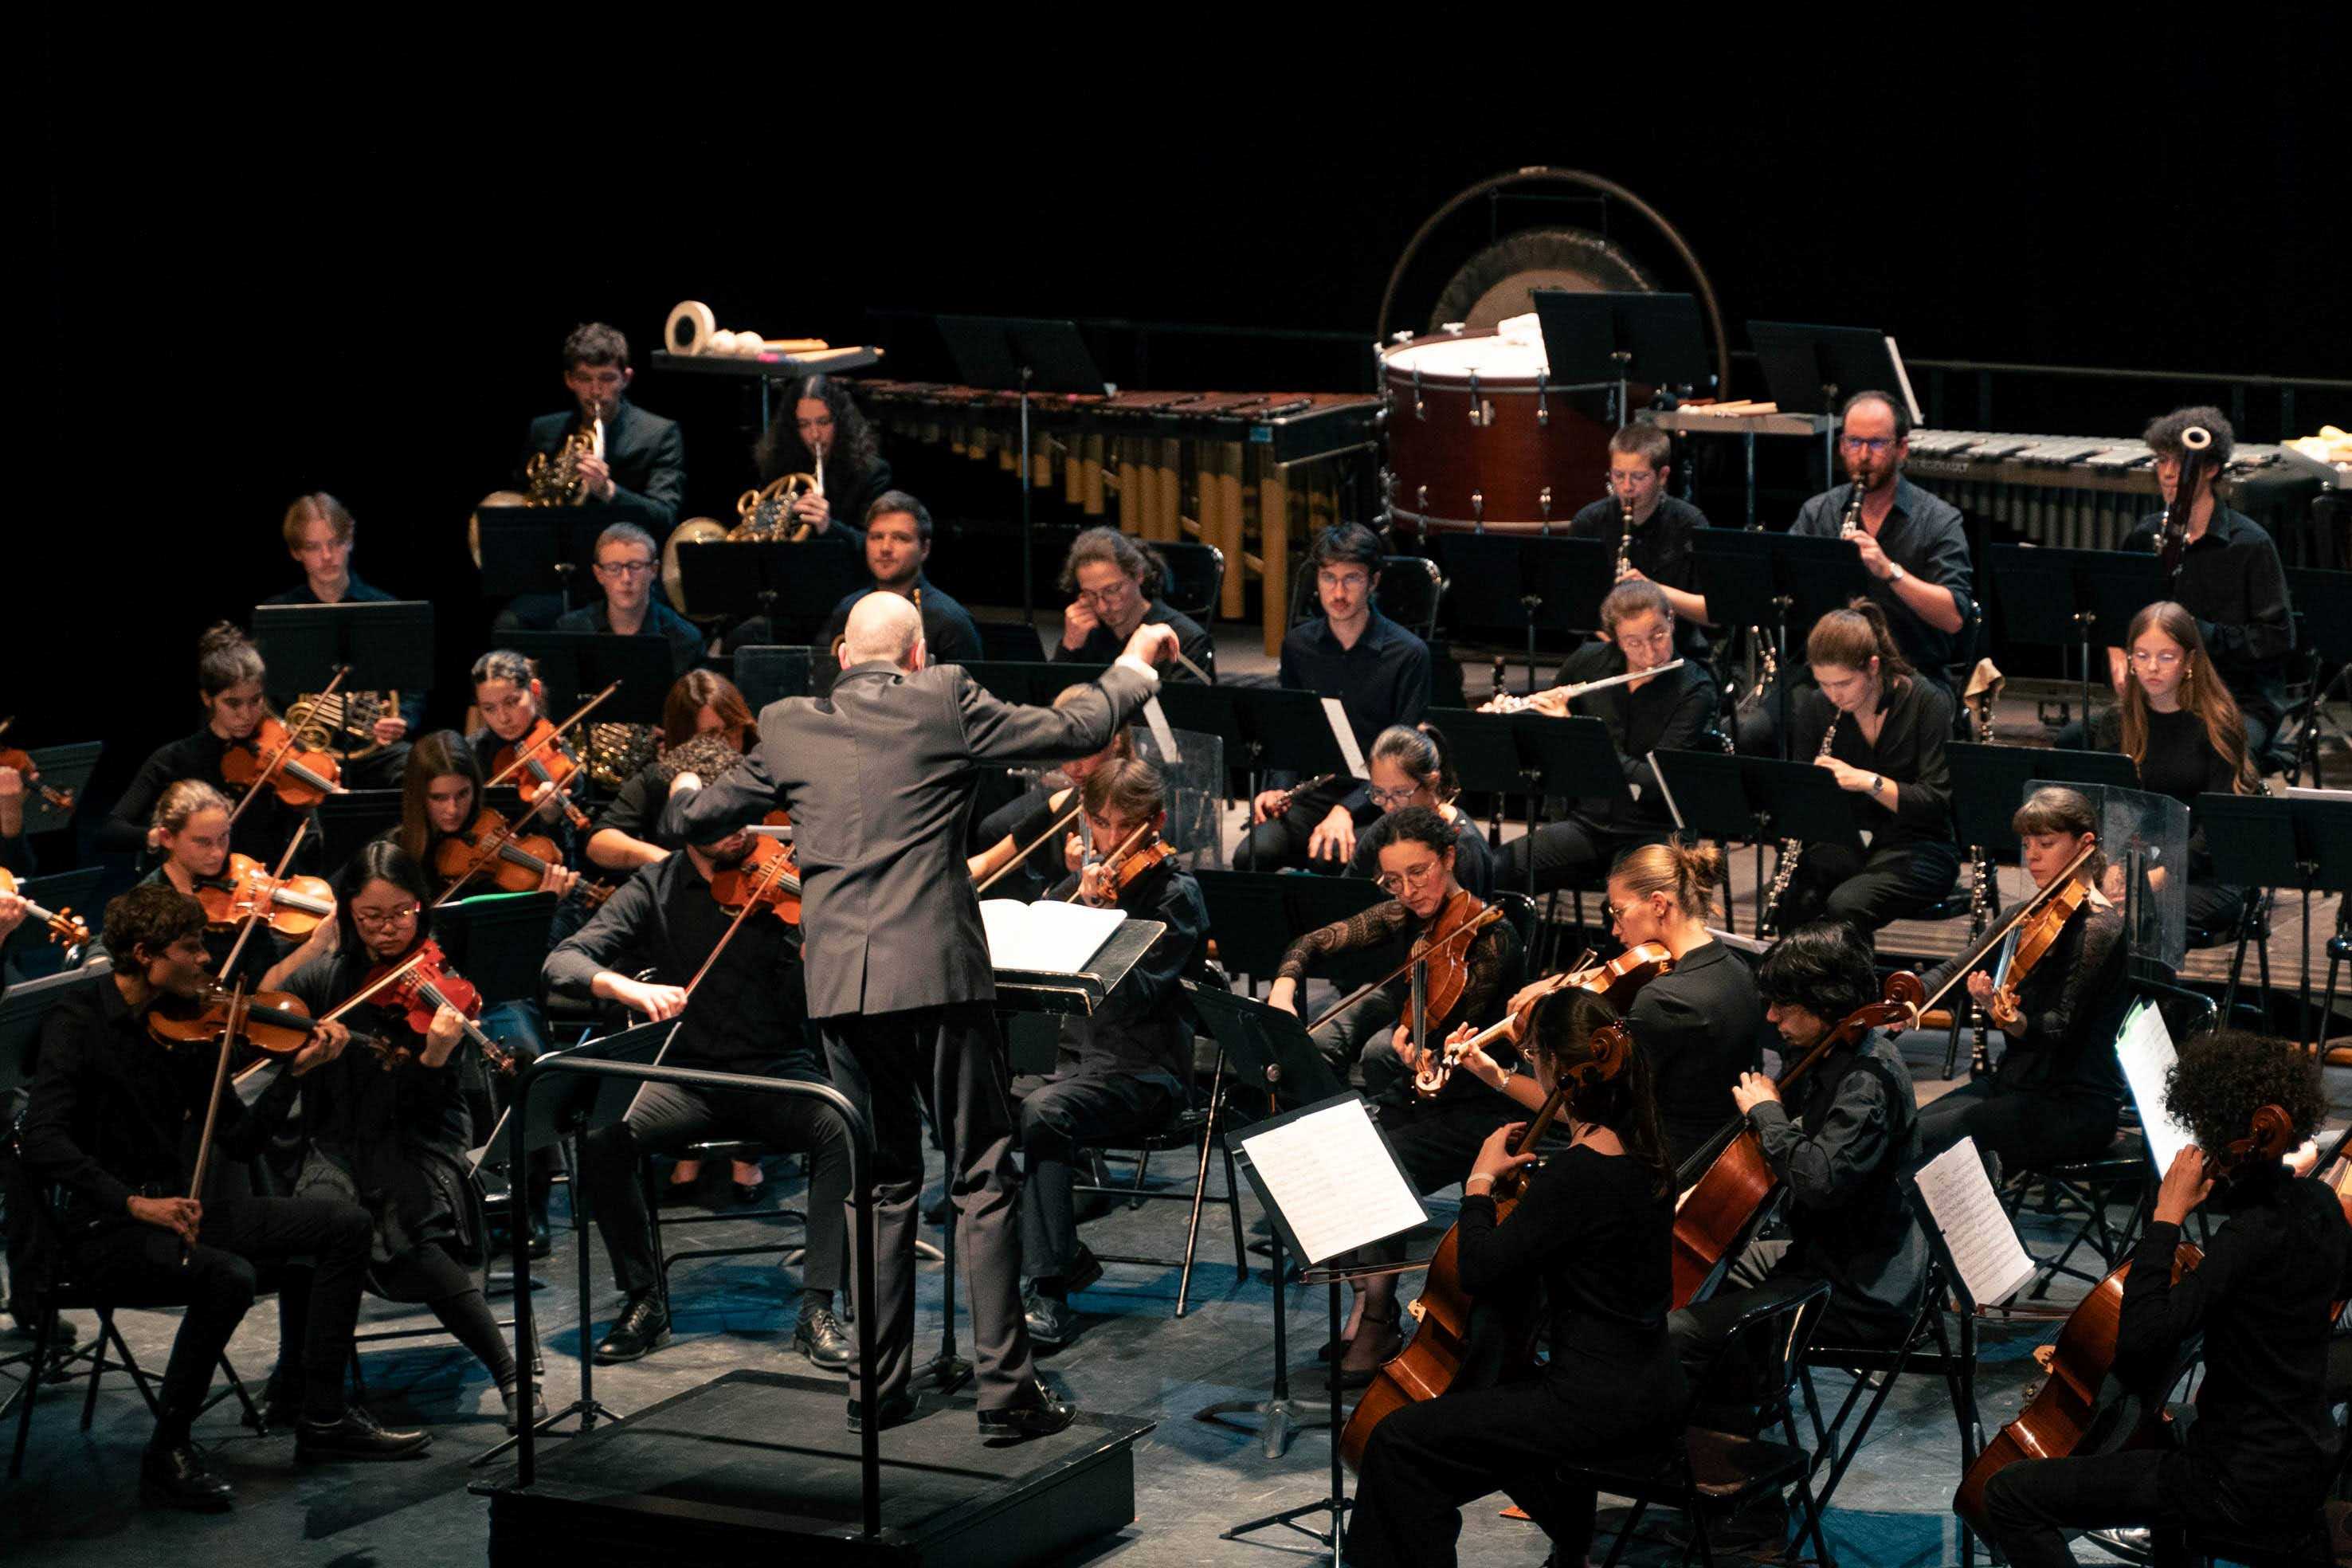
left=1839, top=477, right=1867, bottom=539
left=1616, top=492, right=1637, bottom=581
left=1965, top=842, right=1994, bottom=1075
left=1758, top=711, right=1840, bottom=936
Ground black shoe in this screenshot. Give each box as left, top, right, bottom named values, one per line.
left=921, top=1190, right=952, bottom=1226
left=500, top=1382, right=549, bottom=1434
left=257, top=1377, right=300, bottom=1433
left=593, top=1293, right=671, bottom=1364
left=977, top=1378, right=1077, bottom=1441
left=295, top=1406, right=432, bottom=1463
left=845, top=1392, right=915, bottom=1433
left=1024, top=1292, right=1079, bottom=1348
left=794, top=1307, right=850, bottom=1370
left=732, top=1181, right=765, bottom=1207
left=141, top=1441, right=235, bottom=1511
left=525, top=1212, right=553, bottom=1260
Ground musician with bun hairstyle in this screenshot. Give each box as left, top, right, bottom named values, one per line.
left=1982, top=1030, right=2349, bottom=1567
left=1344, top=986, right=1680, bottom=1568
left=1499, top=579, right=1718, bottom=895
left=751, top=371, right=890, bottom=543
left=1052, top=527, right=1214, bottom=681
left=101, top=624, right=311, bottom=870
left=1917, top=786, right=2128, bottom=1172
left=2091, top=601, right=2261, bottom=935
left=2118, top=406, right=2295, bottom=759
left=966, top=686, right=1136, bottom=903
left=1771, top=598, right=1960, bottom=938
left=1346, top=723, right=1493, bottom=899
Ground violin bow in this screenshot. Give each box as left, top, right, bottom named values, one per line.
left=682, top=846, right=800, bottom=1000
left=480, top=680, right=621, bottom=793
left=974, top=788, right=1081, bottom=893
left=178, top=980, right=254, bottom=1265
left=1064, top=818, right=1152, bottom=903
left=1305, top=898, right=1503, bottom=1034
left=432, top=809, right=530, bottom=908
left=1911, top=840, right=2099, bottom=1018
left=225, top=666, right=349, bottom=828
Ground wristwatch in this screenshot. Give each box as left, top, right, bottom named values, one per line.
left=1887, top=563, right=1907, bottom=583
left=1870, top=774, right=1886, bottom=797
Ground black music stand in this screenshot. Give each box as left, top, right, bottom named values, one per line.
left=432, top=892, right=559, bottom=1005
left=10, top=743, right=99, bottom=840
left=2285, top=569, right=2352, bottom=787
left=1533, top=289, right=1715, bottom=421
left=1225, top=689, right=1361, bottom=872
left=472, top=1017, right=678, bottom=1467
left=1, top=964, right=110, bottom=1092
left=935, top=315, right=1110, bottom=625
left=1425, top=710, right=1628, bottom=907
left=1749, top=320, right=1921, bottom=477
left=1433, top=535, right=1613, bottom=692
left=1194, top=871, right=1388, bottom=993
left=1946, top=745, right=2142, bottom=864
left=0, top=869, right=102, bottom=978
left=1691, top=532, right=1878, bottom=755
left=476, top=504, right=635, bottom=615
left=676, top=541, right=865, bottom=648
left=1989, top=546, right=2168, bottom=726
left=252, top=602, right=436, bottom=719
left=730, top=645, right=815, bottom=712
left=955, top=661, right=1111, bottom=709
left=310, top=790, right=403, bottom=871
left=501, top=632, right=672, bottom=727
left=2199, top=793, right=2352, bottom=1049
left=1652, top=749, right=1864, bottom=934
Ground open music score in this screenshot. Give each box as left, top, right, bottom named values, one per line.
left=1233, top=1096, right=1426, bottom=1267
left=1913, top=1137, right=2036, bottom=1311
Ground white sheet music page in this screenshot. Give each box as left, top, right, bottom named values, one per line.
left=2115, top=997, right=2196, bottom=1174
left=1320, top=698, right=1370, bottom=780
left=1914, top=1136, right=2036, bottom=1309
left=1237, top=1099, right=1426, bottom=1266
left=980, top=900, right=1124, bottom=974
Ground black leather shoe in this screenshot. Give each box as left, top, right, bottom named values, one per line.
left=794, top=1307, right=851, bottom=1370
left=845, top=1392, right=915, bottom=1433
left=525, top=1212, right=553, bottom=1260
left=257, top=1377, right=299, bottom=1432
left=295, top=1406, right=432, bottom=1463
left=500, top=1382, right=549, bottom=1434
left=594, top=1293, right=671, bottom=1364
left=1023, top=1292, right=1079, bottom=1348
left=977, top=1379, right=1077, bottom=1440
left=141, top=1441, right=235, bottom=1510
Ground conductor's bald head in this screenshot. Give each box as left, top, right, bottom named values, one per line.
left=841, top=591, right=926, bottom=671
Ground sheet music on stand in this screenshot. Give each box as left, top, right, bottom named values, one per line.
left=1231, top=1092, right=1428, bottom=1267
left=1912, top=1136, right=2036, bottom=1310
left=2115, top=995, right=2197, bottom=1175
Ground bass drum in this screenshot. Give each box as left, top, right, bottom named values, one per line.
left=467, top=490, right=530, bottom=570
left=661, top=516, right=729, bottom=614
left=1381, top=330, right=1617, bottom=538
left=1425, top=225, right=1659, bottom=334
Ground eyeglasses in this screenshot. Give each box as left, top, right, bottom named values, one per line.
left=594, top=559, right=656, bottom=578
left=1840, top=436, right=1895, bottom=454
left=1317, top=571, right=1372, bottom=593
left=1367, top=784, right=1421, bottom=808
left=1076, top=580, right=1137, bottom=606
left=352, top=905, right=419, bottom=929
left=2129, top=649, right=2183, bottom=668
left=1375, top=860, right=1445, bottom=895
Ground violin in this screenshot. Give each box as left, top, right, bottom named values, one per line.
left=0, top=865, right=92, bottom=947
left=195, top=852, right=336, bottom=938
left=1980, top=872, right=2096, bottom=1030
left=1066, top=822, right=1174, bottom=907
left=220, top=714, right=345, bottom=810
left=432, top=805, right=607, bottom=907
left=492, top=717, right=592, bottom=831
left=358, top=938, right=519, bottom=1076
left=1669, top=970, right=1927, bottom=1310
left=1415, top=941, right=1672, bottom=1098
left=147, top=983, right=394, bottom=1061
left=1306, top=889, right=1503, bottom=1037
left=708, top=833, right=802, bottom=925
left=0, top=721, right=75, bottom=810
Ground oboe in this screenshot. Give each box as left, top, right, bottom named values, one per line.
left=1758, top=711, right=1840, bottom=936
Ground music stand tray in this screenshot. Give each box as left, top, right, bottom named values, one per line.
left=1534, top=289, right=1715, bottom=414
left=15, top=742, right=100, bottom=837
left=313, top=790, right=405, bottom=870
left=434, top=892, right=560, bottom=1006
left=0, top=961, right=112, bottom=1094
left=731, top=645, right=815, bottom=711
left=992, top=918, right=1166, bottom=1019
left=1747, top=320, right=1919, bottom=423
left=253, top=601, right=437, bottom=700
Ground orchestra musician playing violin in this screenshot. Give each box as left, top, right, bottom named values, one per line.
left=395, top=729, right=579, bottom=904
left=553, top=522, right=708, bottom=680
left=751, top=372, right=892, bottom=544
left=271, top=843, right=542, bottom=1432
left=1980, top=1030, right=2351, bottom=1567
left=18, top=883, right=429, bottom=1511
left=466, top=649, right=595, bottom=846
left=1346, top=723, right=1492, bottom=900
left=966, top=688, right=1135, bottom=904
left=545, top=755, right=853, bottom=1374
left=1014, top=759, right=1208, bottom=1348
left=142, top=779, right=324, bottom=992
left=263, top=492, right=422, bottom=786
left=102, top=624, right=317, bottom=870
left=1916, top=787, right=2129, bottom=1175
left=1343, top=987, right=1683, bottom=1568
left=1497, top=579, right=1718, bottom=896
left=586, top=670, right=759, bottom=873
left=1052, top=527, right=1214, bottom=680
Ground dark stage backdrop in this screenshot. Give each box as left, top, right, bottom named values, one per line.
left=20, top=31, right=2348, bottom=826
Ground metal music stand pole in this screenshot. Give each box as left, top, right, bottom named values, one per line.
left=924, top=1199, right=973, bottom=1394
left=1019, top=363, right=1036, bottom=628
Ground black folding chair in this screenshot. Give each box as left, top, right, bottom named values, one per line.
left=1154, top=539, right=1225, bottom=626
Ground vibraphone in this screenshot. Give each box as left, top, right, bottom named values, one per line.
left=1903, top=429, right=2317, bottom=549
left=856, top=379, right=1378, bottom=653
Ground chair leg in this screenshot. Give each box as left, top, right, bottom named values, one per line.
left=1174, top=1119, right=1220, bottom=1321
left=1128, top=1149, right=1152, bottom=1209
left=80, top=1312, right=116, bottom=1431
left=1601, top=1495, right=1651, bottom=1568
left=9, top=1303, right=55, bottom=1478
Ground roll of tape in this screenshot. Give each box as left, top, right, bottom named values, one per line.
left=665, top=300, right=717, bottom=356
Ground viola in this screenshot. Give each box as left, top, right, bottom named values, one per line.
left=0, top=741, right=74, bottom=811
left=708, top=833, right=802, bottom=925
left=0, top=865, right=91, bottom=947
left=1306, top=890, right=1503, bottom=1037
left=1669, top=970, right=1927, bottom=1310
left=492, top=716, right=592, bottom=831
left=221, top=714, right=345, bottom=809
left=358, top=938, right=519, bottom=1076
left=195, top=851, right=336, bottom=938
left=1416, top=941, right=1672, bottom=1098
left=432, top=806, right=607, bottom=907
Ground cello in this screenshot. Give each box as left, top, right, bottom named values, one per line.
left=1340, top=1016, right=1636, bottom=1470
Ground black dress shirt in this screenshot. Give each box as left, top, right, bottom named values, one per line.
left=520, top=398, right=686, bottom=531
left=1040, top=855, right=1207, bottom=1085
left=2120, top=507, right=2295, bottom=725
left=259, top=570, right=428, bottom=731
left=590, top=762, right=671, bottom=853
left=1277, top=609, right=1433, bottom=809
left=1630, top=940, right=1763, bottom=1172
left=1789, top=475, right=1974, bottom=680
left=1926, top=896, right=2127, bottom=1107
left=1346, top=806, right=1494, bottom=900
left=1053, top=599, right=1214, bottom=681
left=21, top=976, right=301, bottom=1229
left=1550, top=641, right=1719, bottom=835
left=543, top=845, right=813, bottom=1074
left=815, top=578, right=985, bottom=684
left=1567, top=494, right=1715, bottom=655
left=552, top=598, right=708, bottom=680
left=1786, top=676, right=1956, bottom=854
left=100, top=727, right=308, bottom=868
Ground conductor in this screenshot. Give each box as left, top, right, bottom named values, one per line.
left=664, top=592, right=1180, bottom=1437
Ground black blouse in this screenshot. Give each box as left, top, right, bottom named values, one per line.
left=1550, top=640, right=1719, bottom=834
left=1925, top=895, right=2127, bottom=1106
left=1786, top=675, right=1955, bottom=853
left=1626, top=941, right=1764, bottom=1173
left=100, top=727, right=310, bottom=868
left=2095, top=705, right=2243, bottom=880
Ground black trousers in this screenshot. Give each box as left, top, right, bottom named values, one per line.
left=1315, top=990, right=1402, bottom=1084
left=1775, top=839, right=1960, bottom=938
left=274, top=1237, right=515, bottom=1391
left=69, top=1194, right=370, bottom=1433
left=1240, top=780, right=1373, bottom=872
left=820, top=1003, right=1035, bottom=1411
left=1501, top=817, right=1661, bottom=897
left=1917, top=1080, right=2118, bottom=1172
left=582, top=1065, right=850, bottom=1298
left=1012, top=1068, right=1178, bottom=1284
left=1982, top=1447, right=2318, bottom=1568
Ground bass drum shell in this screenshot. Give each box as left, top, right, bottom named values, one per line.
left=662, top=517, right=730, bottom=614
left=1426, top=225, right=1659, bottom=333
left=468, top=490, right=530, bottom=569
left=1381, top=330, right=1616, bottom=537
